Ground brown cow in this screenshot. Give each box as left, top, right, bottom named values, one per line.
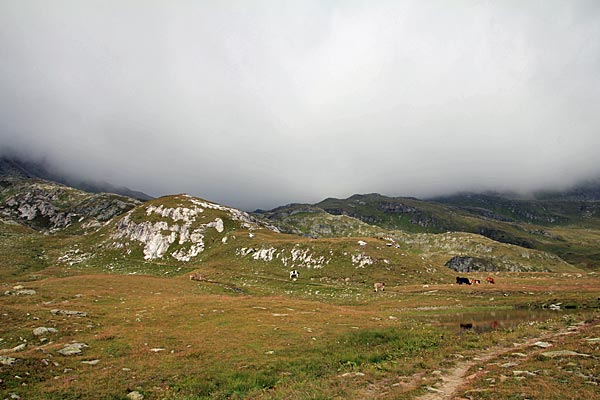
left=470, top=279, right=481, bottom=285
left=189, top=273, right=205, bottom=282
left=486, top=276, right=495, bottom=284
left=374, top=282, right=385, bottom=292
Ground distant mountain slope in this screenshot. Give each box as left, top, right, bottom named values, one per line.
left=0, top=156, right=153, bottom=201
left=432, top=192, right=600, bottom=228
left=261, top=193, right=600, bottom=269
left=0, top=177, right=583, bottom=297
left=254, top=203, right=382, bottom=238
left=59, top=193, right=579, bottom=279
left=0, top=176, right=140, bottom=233
left=534, top=179, right=600, bottom=201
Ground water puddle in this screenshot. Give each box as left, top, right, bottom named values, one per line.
left=420, top=308, right=573, bottom=333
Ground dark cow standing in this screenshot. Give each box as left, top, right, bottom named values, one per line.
left=456, top=276, right=471, bottom=285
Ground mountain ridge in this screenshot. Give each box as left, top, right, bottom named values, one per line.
left=0, top=155, right=153, bottom=201
left=259, top=192, right=600, bottom=269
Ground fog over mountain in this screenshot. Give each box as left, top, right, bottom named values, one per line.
left=1, top=1, right=599, bottom=210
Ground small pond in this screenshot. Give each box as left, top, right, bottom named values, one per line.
left=419, top=308, right=575, bottom=333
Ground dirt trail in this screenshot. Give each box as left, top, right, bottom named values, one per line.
left=416, top=323, right=589, bottom=400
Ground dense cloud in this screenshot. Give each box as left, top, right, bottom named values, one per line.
left=1, top=1, right=600, bottom=210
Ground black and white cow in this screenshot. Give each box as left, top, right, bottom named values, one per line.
left=290, top=270, right=299, bottom=280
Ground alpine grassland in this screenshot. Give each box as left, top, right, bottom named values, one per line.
left=1, top=178, right=599, bottom=399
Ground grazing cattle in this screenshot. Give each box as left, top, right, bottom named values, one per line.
left=470, top=279, right=481, bottom=285
left=460, top=323, right=473, bottom=330
left=289, top=270, right=299, bottom=280
left=374, top=282, right=385, bottom=292
left=189, top=273, right=205, bottom=282
left=456, top=276, right=471, bottom=285
left=486, top=276, right=495, bottom=284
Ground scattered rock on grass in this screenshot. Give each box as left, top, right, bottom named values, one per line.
left=339, top=372, right=365, bottom=378
left=149, top=348, right=165, bottom=353
left=51, top=309, right=87, bottom=317
left=0, top=356, right=17, bottom=366
left=0, top=344, right=27, bottom=354
left=501, top=362, right=519, bottom=368
left=81, top=359, right=100, bottom=365
left=127, top=391, right=144, bottom=400
left=58, top=343, right=88, bottom=356
left=513, top=370, right=536, bottom=377
left=533, top=341, right=552, bottom=348
left=33, top=327, right=58, bottom=336
left=540, top=350, right=591, bottom=358
left=3, top=289, right=36, bottom=296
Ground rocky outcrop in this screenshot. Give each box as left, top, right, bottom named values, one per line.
left=112, top=212, right=211, bottom=261
left=0, top=177, right=139, bottom=232
left=351, top=252, right=374, bottom=268
left=111, top=196, right=279, bottom=262
left=445, top=256, right=498, bottom=273
left=236, top=245, right=331, bottom=269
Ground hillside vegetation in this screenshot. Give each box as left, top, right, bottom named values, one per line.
left=259, top=193, right=600, bottom=269
left=1, top=178, right=599, bottom=399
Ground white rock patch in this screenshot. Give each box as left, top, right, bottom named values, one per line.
left=112, top=208, right=226, bottom=261
left=351, top=253, right=373, bottom=268
left=237, top=246, right=330, bottom=269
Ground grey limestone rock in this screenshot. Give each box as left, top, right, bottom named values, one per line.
left=58, top=343, right=88, bottom=356
left=50, top=309, right=87, bottom=317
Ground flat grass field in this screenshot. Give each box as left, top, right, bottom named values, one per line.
left=1, top=267, right=599, bottom=399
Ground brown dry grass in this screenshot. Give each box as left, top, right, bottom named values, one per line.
left=1, top=271, right=599, bottom=399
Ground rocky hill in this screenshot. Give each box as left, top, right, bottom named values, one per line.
left=0, top=177, right=140, bottom=233
left=0, top=175, right=587, bottom=294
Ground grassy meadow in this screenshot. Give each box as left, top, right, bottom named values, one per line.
left=1, top=249, right=599, bottom=399
left=1, top=188, right=599, bottom=399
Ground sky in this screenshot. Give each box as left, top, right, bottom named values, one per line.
left=1, top=1, right=600, bottom=210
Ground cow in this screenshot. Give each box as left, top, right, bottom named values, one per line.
left=486, top=276, right=495, bottom=284
left=456, top=276, right=471, bottom=285
left=470, top=279, right=481, bottom=285
left=189, top=273, right=205, bottom=281
left=374, top=282, right=385, bottom=292
left=289, top=270, right=299, bottom=280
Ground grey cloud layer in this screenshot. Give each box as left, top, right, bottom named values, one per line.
left=1, top=1, right=599, bottom=209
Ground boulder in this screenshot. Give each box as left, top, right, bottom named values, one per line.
left=541, top=350, right=591, bottom=358
left=58, top=343, right=88, bottom=356
left=0, top=356, right=17, bottom=366
left=33, top=327, right=58, bottom=336
left=50, top=309, right=87, bottom=317
left=127, top=391, right=144, bottom=400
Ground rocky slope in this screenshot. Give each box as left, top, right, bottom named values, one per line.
left=0, top=177, right=139, bottom=233
left=102, top=194, right=280, bottom=262
left=0, top=177, right=584, bottom=278
left=255, top=203, right=382, bottom=238
left=260, top=193, right=600, bottom=269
